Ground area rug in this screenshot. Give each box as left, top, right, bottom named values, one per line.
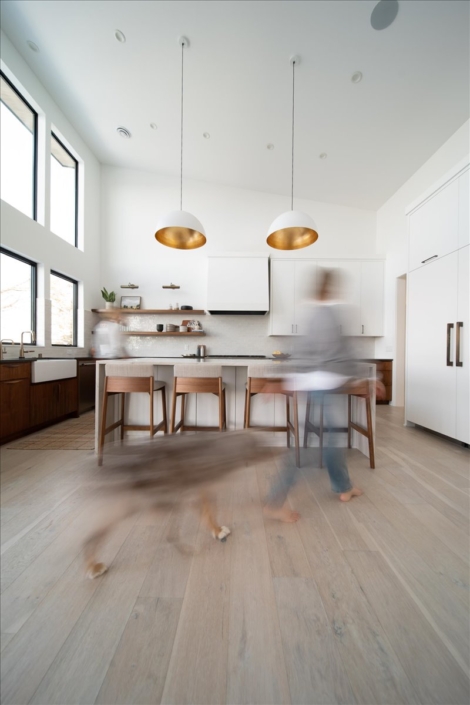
left=7, top=411, right=95, bottom=450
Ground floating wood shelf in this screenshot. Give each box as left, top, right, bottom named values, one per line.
left=92, top=309, right=206, bottom=315
left=122, top=331, right=205, bottom=337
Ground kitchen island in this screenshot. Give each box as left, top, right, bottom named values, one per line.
left=95, top=357, right=376, bottom=461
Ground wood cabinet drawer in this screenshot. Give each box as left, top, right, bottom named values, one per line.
left=0, top=363, right=31, bottom=381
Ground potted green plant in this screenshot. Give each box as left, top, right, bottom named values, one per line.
left=101, top=287, right=116, bottom=309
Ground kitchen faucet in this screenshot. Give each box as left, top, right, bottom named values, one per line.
left=19, top=331, right=35, bottom=358
left=0, top=339, right=14, bottom=360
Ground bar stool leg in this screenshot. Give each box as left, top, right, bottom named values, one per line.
left=286, top=394, right=291, bottom=448
left=149, top=380, right=154, bottom=437
left=170, top=382, right=178, bottom=433
left=304, top=392, right=311, bottom=448
left=161, top=386, right=168, bottom=433
left=120, top=392, right=125, bottom=440
left=366, top=395, right=375, bottom=469
left=293, top=391, right=300, bottom=468
left=347, top=394, right=352, bottom=449
left=319, top=397, right=324, bottom=468
left=180, top=393, right=186, bottom=431
left=222, top=388, right=227, bottom=430
left=98, top=381, right=109, bottom=466
left=218, top=379, right=224, bottom=431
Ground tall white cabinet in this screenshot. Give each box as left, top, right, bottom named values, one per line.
left=270, top=258, right=384, bottom=337
left=406, top=163, right=469, bottom=444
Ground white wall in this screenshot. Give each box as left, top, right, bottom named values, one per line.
left=101, top=165, right=378, bottom=357
left=0, top=30, right=101, bottom=358
left=376, top=119, right=470, bottom=405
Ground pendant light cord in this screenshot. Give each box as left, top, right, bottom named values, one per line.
left=180, top=40, right=184, bottom=211
left=291, top=59, right=295, bottom=211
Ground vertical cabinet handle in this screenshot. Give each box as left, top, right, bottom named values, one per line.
left=456, top=322, right=463, bottom=367
left=446, top=323, right=454, bottom=366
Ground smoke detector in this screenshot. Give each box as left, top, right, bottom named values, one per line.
left=116, top=127, right=131, bottom=139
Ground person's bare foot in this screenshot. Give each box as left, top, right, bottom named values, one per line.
left=263, top=503, right=301, bottom=522
left=339, top=487, right=363, bottom=502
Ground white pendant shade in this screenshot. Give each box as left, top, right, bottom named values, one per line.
left=266, top=210, right=319, bottom=250
left=155, top=210, right=206, bottom=250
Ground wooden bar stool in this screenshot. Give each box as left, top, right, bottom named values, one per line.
left=98, top=363, right=167, bottom=465
left=303, top=379, right=375, bottom=468
left=171, top=364, right=226, bottom=433
left=244, top=364, right=300, bottom=467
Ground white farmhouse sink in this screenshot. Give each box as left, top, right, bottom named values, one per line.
left=31, top=359, right=77, bottom=384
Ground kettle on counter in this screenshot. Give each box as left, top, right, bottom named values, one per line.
left=197, top=344, right=207, bottom=358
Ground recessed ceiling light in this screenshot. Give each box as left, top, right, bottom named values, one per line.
left=351, top=71, right=363, bottom=84
left=27, top=40, right=39, bottom=53
left=267, top=144, right=274, bottom=150
left=150, top=123, right=158, bottom=130
left=115, top=30, right=126, bottom=43
left=319, top=153, right=327, bottom=159
left=371, top=0, right=399, bottom=30
left=116, top=126, right=131, bottom=138
left=203, top=132, right=210, bottom=139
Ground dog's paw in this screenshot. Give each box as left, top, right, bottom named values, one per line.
left=212, top=526, right=231, bottom=541
left=86, top=562, right=108, bottom=580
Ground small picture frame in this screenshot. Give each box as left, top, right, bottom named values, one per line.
left=120, top=295, right=141, bottom=309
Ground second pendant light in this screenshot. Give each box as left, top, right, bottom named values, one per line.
left=267, top=56, right=318, bottom=250
left=155, top=37, right=206, bottom=250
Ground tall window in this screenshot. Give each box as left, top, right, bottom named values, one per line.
left=0, top=72, right=37, bottom=219
left=50, top=133, right=78, bottom=246
left=51, top=271, right=77, bottom=346
left=0, top=249, right=36, bottom=343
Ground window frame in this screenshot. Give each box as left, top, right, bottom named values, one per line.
left=50, top=270, right=78, bottom=347
left=0, top=247, right=37, bottom=344
left=0, top=70, right=38, bottom=221
left=50, top=131, right=79, bottom=247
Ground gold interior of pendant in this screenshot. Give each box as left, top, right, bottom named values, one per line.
left=266, top=226, right=318, bottom=250
left=155, top=226, right=207, bottom=250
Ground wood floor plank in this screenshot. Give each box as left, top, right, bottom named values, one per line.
left=226, top=466, right=291, bottom=705
left=349, top=495, right=470, bottom=670
left=294, top=489, right=419, bottom=705
left=406, top=503, right=470, bottom=565
left=29, top=524, right=163, bottom=705
left=256, top=461, right=312, bottom=578
left=96, top=597, right=182, bottom=705
left=160, top=500, right=233, bottom=705
left=1, top=486, right=88, bottom=593
left=274, top=577, right=356, bottom=705
left=344, top=549, right=470, bottom=705
left=0, top=520, right=134, bottom=705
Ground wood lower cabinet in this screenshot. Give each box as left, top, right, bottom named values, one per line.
left=30, top=377, right=78, bottom=427
left=0, top=363, right=31, bottom=439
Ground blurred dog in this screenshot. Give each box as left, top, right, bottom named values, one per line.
left=84, top=430, right=268, bottom=578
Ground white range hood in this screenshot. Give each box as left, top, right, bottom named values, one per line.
left=207, top=255, right=269, bottom=315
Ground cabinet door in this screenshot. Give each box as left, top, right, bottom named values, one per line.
left=361, top=261, right=384, bottom=336
left=406, top=252, right=457, bottom=437
left=409, top=179, right=459, bottom=271
left=30, top=382, right=61, bottom=426
left=59, top=377, right=78, bottom=417
left=294, top=261, right=316, bottom=335
left=0, top=379, right=30, bottom=438
left=456, top=245, right=469, bottom=443
left=316, top=260, right=361, bottom=336
left=270, top=260, right=296, bottom=335
left=458, top=169, right=469, bottom=249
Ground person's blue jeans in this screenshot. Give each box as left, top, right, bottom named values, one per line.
left=265, top=391, right=352, bottom=508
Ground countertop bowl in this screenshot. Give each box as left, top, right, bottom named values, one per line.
left=272, top=352, right=291, bottom=359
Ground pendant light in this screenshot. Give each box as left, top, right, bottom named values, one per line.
left=267, top=56, right=318, bottom=250
left=155, top=37, right=206, bottom=250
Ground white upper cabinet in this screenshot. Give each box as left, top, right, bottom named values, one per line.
left=360, top=261, right=384, bottom=336
left=270, top=260, right=316, bottom=335
left=458, top=169, right=469, bottom=249
left=456, top=245, right=469, bottom=444
left=269, top=259, right=383, bottom=336
left=408, top=178, right=459, bottom=271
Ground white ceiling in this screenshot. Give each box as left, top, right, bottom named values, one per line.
left=1, top=0, right=469, bottom=210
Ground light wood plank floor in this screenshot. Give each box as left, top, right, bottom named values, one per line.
left=1, top=406, right=469, bottom=705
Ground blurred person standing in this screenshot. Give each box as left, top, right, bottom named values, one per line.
left=264, top=268, right=381, bottom=522
left=91, top=310, right=128, bottom=359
